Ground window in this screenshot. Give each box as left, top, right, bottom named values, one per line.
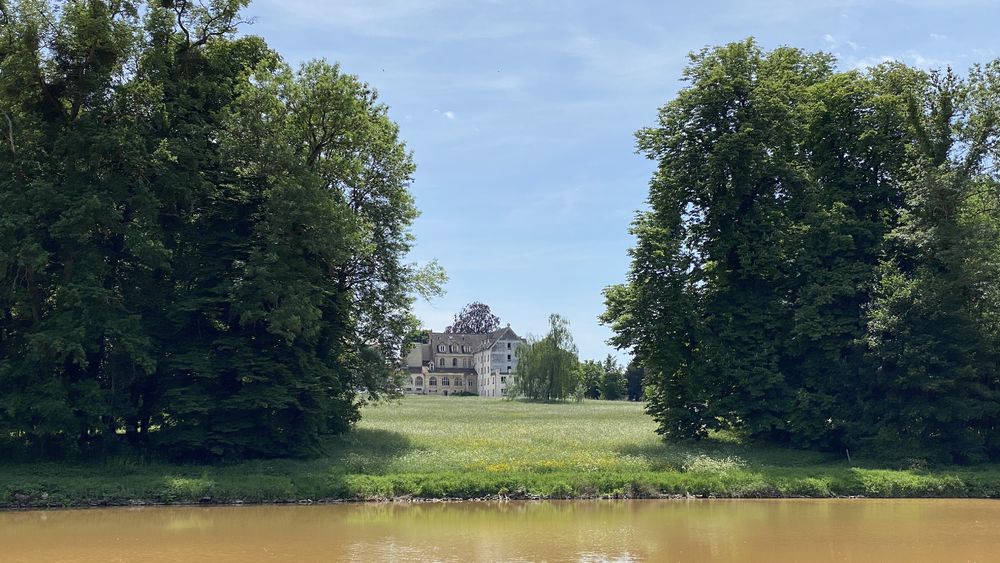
left=501, top=388, right=507, bottom=395
left=507, top=354, right=511, bottom=361
left=501, top=376, right=506, bottom=383
left=449, top=345, right=455, bottom=353
left=429, top=377, right=437, bottom=386
left=442, top=377, right=450, bottom=386
left=462, top=345, right=469, bottom=353
left=452, top=358, right=458, bottom=367
left=439, top=358, right=445, bottom=366
left=437, top=345, right=445, bottom=352
left=415, top=376, right=423, bottom=386
left=507, top=342, right=511, bottom=349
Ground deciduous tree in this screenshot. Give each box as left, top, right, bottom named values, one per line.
left=445, top=302, right=500, bottom=334
left=509, top=314, right=580, bottom=401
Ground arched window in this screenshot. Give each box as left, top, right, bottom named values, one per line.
left=439, top=358, right=445, bottom=366
left=415, top=376, right=424, bottom=387
left=452, top=358, right=458, bottom=367
left=442, top=377, right=450, bottom=386
left=429, top=377, right=437, bottom=386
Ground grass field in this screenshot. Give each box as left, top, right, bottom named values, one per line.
left=4, top=396, right=1000, bottom=508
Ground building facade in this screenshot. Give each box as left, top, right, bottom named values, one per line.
left=404, top=325, right=525, bottom=397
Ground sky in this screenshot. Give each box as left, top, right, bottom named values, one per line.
left=245, top=0, right=1000, bottom=361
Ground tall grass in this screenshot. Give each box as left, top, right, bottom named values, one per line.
left=3, top=396, right=1000, bottom=507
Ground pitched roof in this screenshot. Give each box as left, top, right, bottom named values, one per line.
left=428, top=332, right=488, bottom=353
left=477, top=324, right=524, bottom=352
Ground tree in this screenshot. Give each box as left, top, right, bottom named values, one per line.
left=602, top=38, right=1000, bottom=461
left=624, top=360, right=644, bottom=402
left=600, top=355, right=625, bottom=401
left=508, top=314, right=580, bottom=401
left=863, top=67, right=1000, bottom=463
left=0, top=0, right=442, bottom=459
left=445, top=302, right=500, bottom=334
left=601, top=39, right=908, bottom=447
left=580, top=360, right=603, bottom=399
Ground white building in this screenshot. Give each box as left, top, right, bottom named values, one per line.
left=474, top=326, right=522, bottom=397
left=404, top=324, right=525, bottom=397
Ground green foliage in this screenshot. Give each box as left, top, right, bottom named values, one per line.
left=602, top=39, right=1000, bottom=461
left=509, top=314, right=581, bottom=401
left=624, top=360, right=644, bottom=402
left=600, top=355, right=626, bottom=400
left=580, top=360, right=603, bottom=400
left=863, top=67, right=1000, bottom=463
left=0, top=1, right=436, bottom=459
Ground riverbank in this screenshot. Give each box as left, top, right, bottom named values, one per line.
left=4, top=396, right=1000, bottom=509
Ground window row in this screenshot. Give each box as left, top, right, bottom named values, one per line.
left=436, top=344, right=473, bottom=353
left=413, top=376, right=466, bottom=387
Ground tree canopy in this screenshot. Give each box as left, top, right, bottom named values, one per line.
left=445, top=302, right=501, bottom=334
left=509, top=314, right=580, bottom=401
left=0, top=0, right=442, bottom=459
left=602, top=39, right=1000, bottom=463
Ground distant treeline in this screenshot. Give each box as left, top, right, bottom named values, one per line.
left=603, top=39, right=1000, bottom=463
left=0, top=1, right=442, bottom=459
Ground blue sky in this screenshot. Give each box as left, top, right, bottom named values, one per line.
left=246, top=0, right=999, bottom=361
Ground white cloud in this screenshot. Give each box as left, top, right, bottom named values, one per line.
left=444, top=111, right=456, bottom=120
left=904, top=50, right=951, bottom=68
left=847, top=54, right=896, bottom=70
left=824, top=33, right=836, bottom=43
left=930, top=33, right=948, bottom=40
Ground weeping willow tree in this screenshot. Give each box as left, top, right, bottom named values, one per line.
left=509, top=314, right=580, bottom=401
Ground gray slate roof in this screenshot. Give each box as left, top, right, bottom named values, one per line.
left=424, top=325, right=525, bottom=355
left=428, top=332, right=488, bottom=354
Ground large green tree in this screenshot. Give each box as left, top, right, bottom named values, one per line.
left=602, top=40, right=914, bottom=451
left=0, top=0, right=441, bottom=459
left=605, top=39, right=1000, bottom=461
left=864, top=67, right=1000, bottom=463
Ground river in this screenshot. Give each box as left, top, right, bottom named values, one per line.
left=3, top=499, right=999, bottom=562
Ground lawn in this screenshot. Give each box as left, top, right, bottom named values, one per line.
left=4, top=396, right=1000, bottom=508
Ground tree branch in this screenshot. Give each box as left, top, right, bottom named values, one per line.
left=2, top=111, right=14, bottom=153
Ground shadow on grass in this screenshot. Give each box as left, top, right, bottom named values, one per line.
left=321, top=427, right=414, bottom=474
left=615, top=436, right=843, bottom=472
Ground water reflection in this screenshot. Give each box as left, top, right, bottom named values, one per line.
left=3, top=499, right=1000, bottom=562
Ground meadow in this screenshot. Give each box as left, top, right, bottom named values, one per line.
left=4, top=396, right=1000, bottom=508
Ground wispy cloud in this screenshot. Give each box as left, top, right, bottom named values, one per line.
left=845, top=50, right=952, bottom=70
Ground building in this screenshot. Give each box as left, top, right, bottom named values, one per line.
left=404, top=325, right=525, bottom=397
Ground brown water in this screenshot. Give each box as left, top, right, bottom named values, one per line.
left=3, top=499, right=999, bottom=562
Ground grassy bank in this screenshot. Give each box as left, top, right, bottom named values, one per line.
left=4, top=396, right=1000, bottom=508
